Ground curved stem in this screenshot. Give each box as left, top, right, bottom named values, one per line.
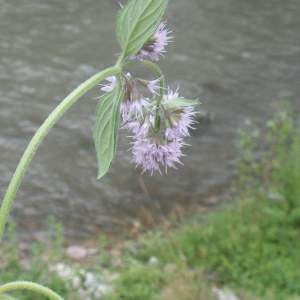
left=0, top=294, right=19, bottom=300
left=0, top=65, right=120, bottom=242
left=0, top=282, right=64, bottom=300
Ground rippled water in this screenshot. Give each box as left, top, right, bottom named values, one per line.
left=1, top=0, right=300, bottom=244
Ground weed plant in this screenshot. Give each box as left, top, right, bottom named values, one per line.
left=105, top=103, right=300, bottom=300
left=0, top=217, right=78, bottom=300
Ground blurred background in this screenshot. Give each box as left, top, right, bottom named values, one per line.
left=0, top=0, right=299, bottom=245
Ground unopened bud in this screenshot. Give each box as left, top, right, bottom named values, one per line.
left=137, top=78, right=149, bottom=88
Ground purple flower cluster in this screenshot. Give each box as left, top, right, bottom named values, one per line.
left=127, top=88, right=196, bottom=174
left=131, top=133, right=185, bottom=174
left=100, top=21, right=197, bottom=174
left=101, top=72, right=157, bottom=123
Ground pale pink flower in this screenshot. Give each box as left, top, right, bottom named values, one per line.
left=163, top=88, right=179, bottom=101
left=100, top=73, right=151, bottom=123
left=130, top=131, right=184, bottom=174
left=147, top=78, right=161, bottom=94
left=164, top=106, right=196, bottom=140
left=122, top=119, right=141, bottom=135
left=163, top=89, right=197, bottom=140
left=137, top=78, right=162, bottom=94
left=120, top=87, right=150, bottom=122
left=100, top=76, right=117, bottom=92
left=120, top=100, right=132, bottom=123
left=123, top=113, right=154, bottom=138
left=106, top=73, right=149, bottom=122
left=130, top=89, right=149, bottom=114
left=130, top=21, right=173, bottom=61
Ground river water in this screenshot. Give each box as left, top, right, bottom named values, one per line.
left=1, top=0, right=300, bottom=244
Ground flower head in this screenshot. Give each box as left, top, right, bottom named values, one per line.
left=163, top=89, right=197, bottom=140
left=100, top=74, right=197, bottom=175
left=164, top=106, right=196, bottom=139
left=130, top=21, right=173, bottom=61
left=131, top=131, right=184, bottom=174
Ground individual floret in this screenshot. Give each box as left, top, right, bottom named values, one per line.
left=130, top=21, right=173, bottom=61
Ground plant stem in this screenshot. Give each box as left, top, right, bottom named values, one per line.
left=0, top=65, right=120, bottom=243
left=0, top=294, right=19, bottom=300
left=0, top=281, right=64, bottom=300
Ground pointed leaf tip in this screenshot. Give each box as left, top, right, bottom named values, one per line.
left=163, top=98, right=199, bottom=107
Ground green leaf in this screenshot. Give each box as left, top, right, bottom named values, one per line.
left=163, top=98, right=199, bottom=107
left=93, top=85, right=122, bottom=179
left=116, top=0, right=169, bottom=59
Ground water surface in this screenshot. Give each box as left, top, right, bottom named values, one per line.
left=1, top=0, right=300, bottom=244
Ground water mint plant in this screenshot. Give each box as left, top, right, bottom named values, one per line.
left=0, top=0, right=198, bottom=298
left=100, top=72, right=197, bottom=174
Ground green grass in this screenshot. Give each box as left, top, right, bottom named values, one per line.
left=105, top=266, right=164, bottom=300
left=134, top=199, right=300, bottom=299
left=0, top=216, right=78, bottom=300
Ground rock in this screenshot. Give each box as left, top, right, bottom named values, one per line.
left=87, top=247, right=98, bottom=256
left=48, top=261, right=117, bottom=299
left=211, top=286, right=239, bottom=300
left=49, top=263, right=82, bottom=288
left=85, top=271, right=99, bottom=288
left=148, top=256, right=159, bottom=265
left=94, top=284, right=113, bottom=298
left=84, top=270, right=113, bottom=298
left=66, top=245, right=87, bottom=260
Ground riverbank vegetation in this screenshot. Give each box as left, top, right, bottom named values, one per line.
left=1, top=102, right=300, bottom=300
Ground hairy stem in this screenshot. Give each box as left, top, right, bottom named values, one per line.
left=0, top=294, right=19, bottom=300
left=0, top=65, right=120, bottom=242
left=0, top=282, right=64, bottom=300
